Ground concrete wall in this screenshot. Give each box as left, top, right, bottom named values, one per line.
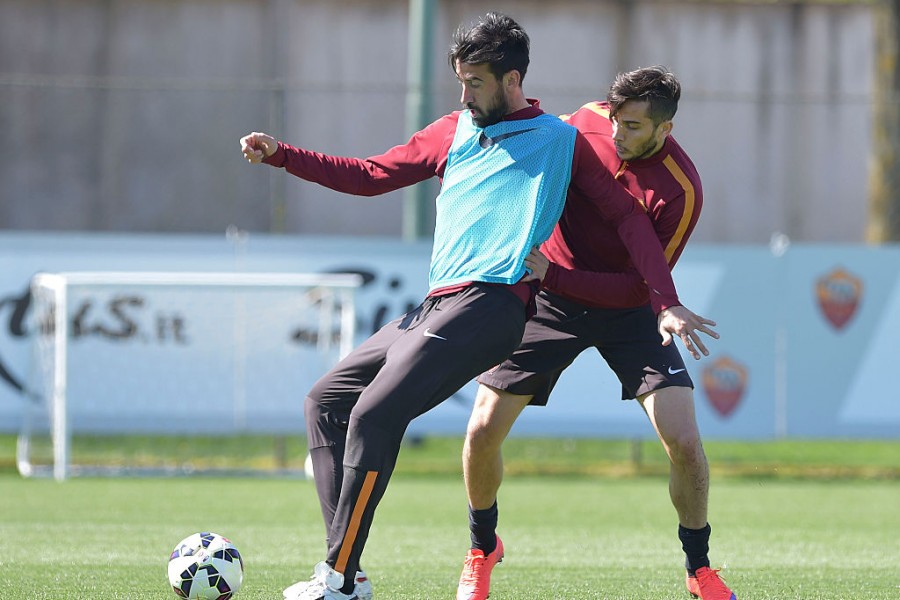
left=0, top=0, right=875, bottom=242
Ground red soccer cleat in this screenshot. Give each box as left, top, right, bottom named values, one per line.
left=686, top=566, right=737, bottom=600
left=456, top=536, right=504, bottom=600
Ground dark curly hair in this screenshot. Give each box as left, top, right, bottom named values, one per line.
left=448, top=12, right=530, bottom=83
left=607, top=66, right=681, bottom=125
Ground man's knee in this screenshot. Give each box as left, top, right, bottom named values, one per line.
left=664, top=421, right=706, bottom=468
left=671, top=430, right=705, bottom=463
left=305, top=394, right=351, bottom=450
left=465, top=418, right=501, bottom=456
left=466, top=385, right=530, bottom=453
left=641, top=387, right=705, bottom=460
left=343, top=415, right=403, bottom=471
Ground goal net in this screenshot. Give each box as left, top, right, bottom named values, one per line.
left=20, top=271, right=362, bottom=480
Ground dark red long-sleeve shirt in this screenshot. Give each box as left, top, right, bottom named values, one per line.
left=263, top=100, right=681, bottom=313
left=541, top=101, right=702, bottom=309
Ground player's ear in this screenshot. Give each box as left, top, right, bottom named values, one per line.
left=504, top=70, right=520, bottom=89
left=659, top=120, right=674, bottom=137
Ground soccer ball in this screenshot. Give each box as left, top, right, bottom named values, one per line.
left=167, top=532, right=244, bottom=599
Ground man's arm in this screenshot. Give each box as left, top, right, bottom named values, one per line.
left=541, top=264, right=647, bottom=308
left=525, top=247, right=718, bottom=360
left=239, top=113, right=459, bottom=196
left=542, top=178, right=701, bottom=308
left=568, top=132, right=680, bottom=313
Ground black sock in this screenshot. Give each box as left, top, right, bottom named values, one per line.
left=469, top=502, right=498, bottom=555
left=679, top=523, right=711, bottom=576
left=340, top=577, right=356, bottom=595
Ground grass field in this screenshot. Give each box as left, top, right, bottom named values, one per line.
left=1, top=437, right=898, bottom=599
left=5, top=434, right=899, bottom=479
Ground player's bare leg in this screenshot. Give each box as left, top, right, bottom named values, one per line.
left=638, top=386, right=709, bottom=528
left=639, top=386, right=736, bottom=599
left=458, top=384, right=531, bottom=600
left=464, top=384, right=532, bottom=510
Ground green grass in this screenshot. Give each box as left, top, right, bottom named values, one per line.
left=2, top=436, right=898, bottom=598
left=4, top=434, right=899, bottom=479
left=1, top=474, right=898, bottom=599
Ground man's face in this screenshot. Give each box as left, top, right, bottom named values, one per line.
left=455, top=60, right=510, bottom=128
left=611, top=99, right=672, bottom=161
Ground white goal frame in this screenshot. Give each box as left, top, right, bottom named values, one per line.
left=19, top=271, right=363, bottom=481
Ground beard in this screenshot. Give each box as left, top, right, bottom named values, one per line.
left=469, top=89, right=510, bottom=128
left=618, top=128, right=665, bottom=161
left=630, top=136, right=662, bottom=160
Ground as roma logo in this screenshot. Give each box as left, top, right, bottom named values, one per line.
left=701, top=356, right=748, bottom=418
left=815, top=267, right=863, bottom=331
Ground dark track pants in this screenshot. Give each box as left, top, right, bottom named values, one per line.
left=304, top=283, right=526, bottom=584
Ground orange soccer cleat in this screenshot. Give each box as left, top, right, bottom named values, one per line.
left=686, top=566, right=737, bottom=600
left=456, top=536, right=505, bottom=600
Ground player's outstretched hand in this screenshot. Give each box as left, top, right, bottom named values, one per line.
left=240, top=132, right=277, bottom=164
left=657, top=305, right=719, bottom=360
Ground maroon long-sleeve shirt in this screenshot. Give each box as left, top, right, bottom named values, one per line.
left=541, top=101, right=703, bottom=309
left=263, top=100, right=681, bottom=313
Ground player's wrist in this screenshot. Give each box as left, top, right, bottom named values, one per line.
left=262, top=142, right=286, bottom=167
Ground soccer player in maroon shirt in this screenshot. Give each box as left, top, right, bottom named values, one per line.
left=458, top=67, right=736, bottom=600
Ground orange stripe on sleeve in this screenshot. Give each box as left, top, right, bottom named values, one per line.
left=581, top=101, right=610, bottom=119
left=334, top=470, right=379, bottom=574
left=562, top=102, right=609, bottom=123
left=661, top=155, right=696, bottom=263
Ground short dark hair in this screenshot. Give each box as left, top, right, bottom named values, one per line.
left=448, top=12, right=530, bottom=83
left=607, top=66, right=681, bottom=125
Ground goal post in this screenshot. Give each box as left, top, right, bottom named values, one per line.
left=20, top=271, right=363, bottom=481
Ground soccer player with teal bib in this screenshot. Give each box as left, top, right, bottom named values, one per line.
left=240, top=13, right=709, bottom=600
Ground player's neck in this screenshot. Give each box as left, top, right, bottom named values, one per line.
left=506, top=90, right=530, bottom=114
left=636, top=137, right=667, bottom=161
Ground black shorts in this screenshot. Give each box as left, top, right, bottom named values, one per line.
left=477, top=291, right=693, bottom=404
